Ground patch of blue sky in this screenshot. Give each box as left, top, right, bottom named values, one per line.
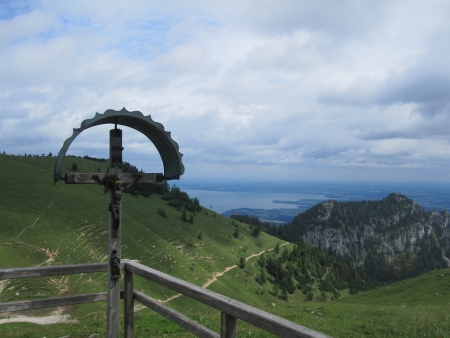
left=198, top=18, right=225, bottom=29
left=109, top=20, right=178, bottom=61
left=0, top=0, right=36, bottom=20
left=59, top=16, right=93, bottom=30
left=35, top=30, right=62, bottom=43
left=113, top=38, right=157, bottom=60
left=59, top=10, right=218, bottom=61
left=4, top=30, right=57, bottom=48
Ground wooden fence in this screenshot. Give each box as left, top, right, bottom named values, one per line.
left=0, top=261, right=329, bottom=338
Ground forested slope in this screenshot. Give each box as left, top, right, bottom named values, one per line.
left=263, top=193, right=449, bottom=282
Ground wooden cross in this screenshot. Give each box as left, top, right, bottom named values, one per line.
left=63, top=128, right=164, bottom=337
left=54, top=108, right=184, bottom=338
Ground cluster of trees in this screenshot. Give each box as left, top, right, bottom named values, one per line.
left=231, top=214, right=268, bottom=237
left=1, top=152, right=54, bottom=157
left=231, top=214, right=268, bottom=228
left=181, top=210, right=194, bottom=224
left=82, top=155, right=107, bottom=162
left=254, top=243, right=375, bottom=301
left=362, top=232, right=447, bottom=283
left=122, top=161, right=141, bottom=173
left=413, top=230, right=448, bottom=275
left=161, top=185, right=201, bottom=212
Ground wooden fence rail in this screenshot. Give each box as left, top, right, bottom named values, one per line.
left=124, top=261, right=329, bottom=338
left=0, top=261, right=130, bottom=314
left=0, top=263, right=107, bottom=280
left=133, top=290, right=219, bottom=338
left=0, top=293, right=108, bottom=313
left=0, top=261, right=329, bottom=338
left=0, top=260, right=136, bottom=281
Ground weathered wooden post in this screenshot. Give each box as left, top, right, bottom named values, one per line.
left=124, top=267, right=134, bottom=337
left=221, top=312, right=237, bottom=338
left=54, top=108, right=184, bottom=337
left=107, top=127, right=123, bottom=337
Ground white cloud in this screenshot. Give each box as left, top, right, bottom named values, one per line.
left=1, top=0, right=450, bottom=181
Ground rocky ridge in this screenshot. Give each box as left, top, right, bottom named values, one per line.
left=275, top=193, right=450, bottom=281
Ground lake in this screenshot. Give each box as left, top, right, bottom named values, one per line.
left=177, top=180, right=450, bottom=215
left=183, top=189, right=327, bottom=214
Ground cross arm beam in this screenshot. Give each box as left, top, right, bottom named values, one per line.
left=64, top=172, right=165, bottom=184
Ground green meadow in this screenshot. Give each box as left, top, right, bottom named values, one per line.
left=0, top=155, right=449, bottom=337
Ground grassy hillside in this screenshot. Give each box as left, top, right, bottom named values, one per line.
left=0, top=155, right=449, bottom=337
left=0, top=155, right=285, bottom=336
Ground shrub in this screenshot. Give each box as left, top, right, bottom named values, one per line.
left=233, top=228, right=240, bottom=239
left=186, top=238, right=195, bottom=247
left=157, top=208, right=167, bottom=218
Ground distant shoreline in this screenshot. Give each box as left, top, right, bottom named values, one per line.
left=180, top=182, right=450, bottom=217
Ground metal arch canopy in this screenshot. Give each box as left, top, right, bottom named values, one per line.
left=54, top=108, right=184, bottom=183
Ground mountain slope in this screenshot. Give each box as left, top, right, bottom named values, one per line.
left=268, top=193, right=450, bottom=282
left=0, top=154, right=291, bottom=336
left=1, top=154, right=449, bottom=337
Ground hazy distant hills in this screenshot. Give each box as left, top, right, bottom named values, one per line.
left=181, top=179, right=450, bottom=213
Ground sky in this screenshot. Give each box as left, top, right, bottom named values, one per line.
left=1, top=0, right=450, bottom=182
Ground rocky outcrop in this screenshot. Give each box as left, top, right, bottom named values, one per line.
left=288, top=194, right=450, bottom=268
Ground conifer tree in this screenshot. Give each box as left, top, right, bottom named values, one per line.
left=274, top=242, right=280, bottom=254
left=239, top=256, right=245, bottom=269
left=280, top=288, right=288, bottom=301
left=272, top=283, right=279, bottom=298
left=260, top=268, right=266, bottom=284
left=258, top=253, right=266, bottom=268
left=233, top=227, right=240, bottom=238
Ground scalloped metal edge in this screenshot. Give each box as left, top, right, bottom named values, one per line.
left=54, top=107, right=184, bottom=183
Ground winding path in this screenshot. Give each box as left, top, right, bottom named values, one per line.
left=161, top=242, right=289, bottom=304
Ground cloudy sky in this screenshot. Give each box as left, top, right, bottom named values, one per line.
left=1, top=0, right=450, bottom=182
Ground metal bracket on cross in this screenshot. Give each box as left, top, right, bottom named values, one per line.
left=53, top=108, right=184, bottom=338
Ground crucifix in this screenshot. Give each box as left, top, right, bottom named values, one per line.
left=54, top=108, right=184, bottom=338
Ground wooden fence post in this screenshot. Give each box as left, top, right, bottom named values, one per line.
left=221, top=312, right=237, bottom=338
left=124, top=268, right=134, bottom=338
left=106, top=128, right=123, bottom=338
